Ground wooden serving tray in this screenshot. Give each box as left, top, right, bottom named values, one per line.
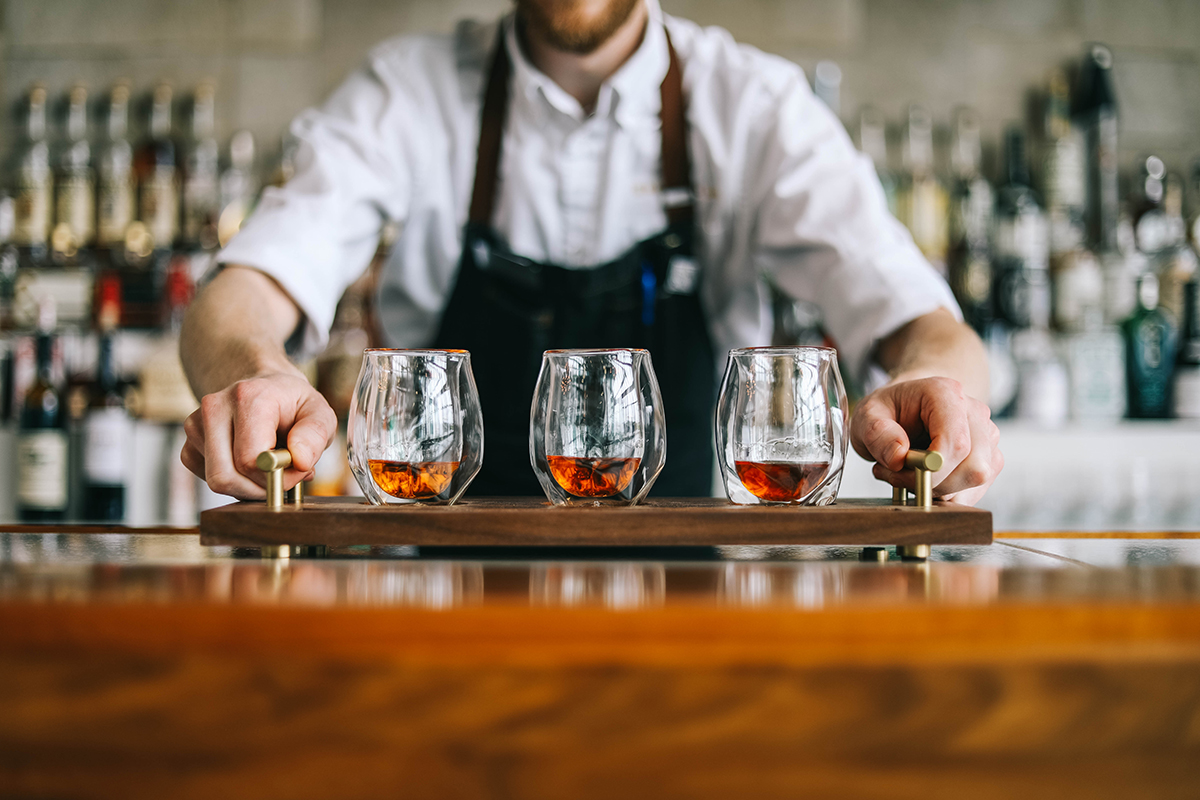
left=199, top=496, right=992, bottom=549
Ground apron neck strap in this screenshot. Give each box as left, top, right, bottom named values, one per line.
left=468, top=21, right=694, bottom=229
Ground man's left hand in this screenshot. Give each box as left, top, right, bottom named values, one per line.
left=850, top=377, right=1002, bottom=506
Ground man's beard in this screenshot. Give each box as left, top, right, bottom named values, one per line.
left=516, top=0, right=642, bottom=54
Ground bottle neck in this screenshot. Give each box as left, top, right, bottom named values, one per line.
left=151, top=100, right=172, bottom=140
left=66, top=92, right=88, bottom=143
left=27, top=101, right=46, bottom=143
left=108, top=100, right=129, bottom=142
left=35, top=331, right=54, bottom=382
left=97, top=334, right=118, bottom=392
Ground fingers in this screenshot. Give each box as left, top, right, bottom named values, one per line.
left=199, top=391, right=266, bottom=499
left=856, top=378, right=1003, bottom=506
left=935, top=403, right=1003, bottom=503
left=286, top=394, right=338, bottom=473
left=851, top=400, right=911, bottom=472
left=181, top=410, right=206, bottom=480
left=230, top=381, right=285, bottom=485
left=918, top=378, right=972, bottom=477
left=185, top=375, right=336, bottom=500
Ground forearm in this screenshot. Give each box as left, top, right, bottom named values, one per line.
left=180, top=266, right=306, bottom=398
left=874, top=308, right=989, bottom=401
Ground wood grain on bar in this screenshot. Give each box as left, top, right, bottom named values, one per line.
left=1, top=598, right=1199, bottom=800
left=199, top=496, right=993, bottom=548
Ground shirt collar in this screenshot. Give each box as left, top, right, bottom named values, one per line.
left=503, top=0, right=669, bottom=128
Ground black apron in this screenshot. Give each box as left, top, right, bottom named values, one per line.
left=432, top=27, right=715, bottom=497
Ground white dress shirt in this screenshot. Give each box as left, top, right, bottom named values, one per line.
left=218, top=0, right=959, bottom=385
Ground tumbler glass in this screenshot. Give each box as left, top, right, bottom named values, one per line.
left=716, top=346, right=848, bottom=505
left=530, top=349, right=666, bottom=506
left=348, top=349, right=483, bottom=505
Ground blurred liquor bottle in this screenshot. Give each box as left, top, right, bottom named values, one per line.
left=1074, top=44, right=1120, bottom=253
left=1191, top=159, right=1200, bottom=256
left=856, top=106, right=897, bottom=216
left=947, top=108, right=993, bottom=332
left=0, top=195, right=17, bottom=330
left=1124, top=273, right=1177, bottom=418
left=82, top=327, right=131, bottom=521
left=181, top=83, right=220, bottom=251
left=138, top=255, right=197, bottom=423
left=896, top=105, right=949, bottom=274
left=1064, top=309, right=1125, bottom=421
left=993, top=127, right=1050, bottom=330
left=1132, top=155, right=1169, bottom=253
left=17, top=299, right=68, bottom=521
left=54, top=84, right=95, bottom=263
left=97, top=83, right=136, bottom=253
left=270, top=133, right=299, bottom=189
left=1174, top=280, right=1200, bottom=419
left=1151, top=172, right=1196, bottom=328
left=812, top=61, right=841, bottom=118
left=135, top=83, right=179, bottom=252
left=12, top=85, right=53, bottom=267
left=217, top=130, right=258, bottom=248
left=1041, top=69, right=1086, bottom=256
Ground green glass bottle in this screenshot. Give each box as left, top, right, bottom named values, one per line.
left=1123, top=273, right=1178, bottom=418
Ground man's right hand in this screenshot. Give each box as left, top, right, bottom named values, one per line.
left=181, top=372, right=338, bottom=499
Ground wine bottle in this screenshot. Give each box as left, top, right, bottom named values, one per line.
left=993, top=127, right=1051, bottom=330
left=82, top=330, right=131, bottom=521
left=55, top=84, right=95, bottom=258
left=134, top=83, right=179, bottom=251
left=947, top=108, right=994, bottom=332
left=17, top=300, right=68, bottom=521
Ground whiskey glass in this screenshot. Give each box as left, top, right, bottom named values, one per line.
left=347, top=349, right=483, bottom=505
left=530, top=349, right=666, bottom=506
left=716, top=346, right=848, bottom=505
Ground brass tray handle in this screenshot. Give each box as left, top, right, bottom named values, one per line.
left=890, top=449, right=943, bottom=510
left=257, top=448, right=303, bottom=510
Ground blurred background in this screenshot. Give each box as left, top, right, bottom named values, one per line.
left=1, top=0, right=1199, bottom=530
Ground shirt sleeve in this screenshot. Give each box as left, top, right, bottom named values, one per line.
left=747, top=68, right=961, bottom=386
left=216, top=53, right=415, bottom=359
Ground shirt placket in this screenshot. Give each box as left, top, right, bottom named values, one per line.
left=560, top=119, right=608, bottom=267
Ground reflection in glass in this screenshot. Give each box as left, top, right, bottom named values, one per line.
left=530, top=349, right=666, bottom=506
left=716, top=347, right=848, bottom=505
left=348, top=349, right=483, bottom=505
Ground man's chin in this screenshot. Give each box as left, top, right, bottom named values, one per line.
left=516, top=0, right=642, bottom=54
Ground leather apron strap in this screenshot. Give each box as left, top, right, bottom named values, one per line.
left=468, top=22, right=693, bottom=229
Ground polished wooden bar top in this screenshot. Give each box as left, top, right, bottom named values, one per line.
left=3, top=531, right=1200, bottom=799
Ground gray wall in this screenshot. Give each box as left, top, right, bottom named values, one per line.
left=4, top=0, right=1199, bottom=184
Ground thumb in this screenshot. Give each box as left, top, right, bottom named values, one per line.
left=286, top=396, right=336, bottom=473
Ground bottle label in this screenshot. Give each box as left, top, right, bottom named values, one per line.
left=14, top=180, right=51, bottom=246
left=17, top=430, right=68, bottom=509
left=141, top=168, right=178, bottom=248
left=1174, top=368, right=1200, bottom=418
left=99, top=176, right=135, bottom=245
left=57, top=174, right=95, bottom=245
left=84, top=407, right=131, bottom=485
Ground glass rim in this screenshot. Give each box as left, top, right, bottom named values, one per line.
left=542, top=348, right=648, bottom=356
left=729, top=345, right=837, bottom=356
left=363, top=348, right=470, bottom=357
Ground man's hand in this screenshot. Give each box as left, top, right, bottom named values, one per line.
left=850, top=377, right=1002, bottom=506
left=181, top=373, right=338, bottom=499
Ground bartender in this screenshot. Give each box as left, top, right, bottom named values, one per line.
left=179, top=0, right=1002, bottom=503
